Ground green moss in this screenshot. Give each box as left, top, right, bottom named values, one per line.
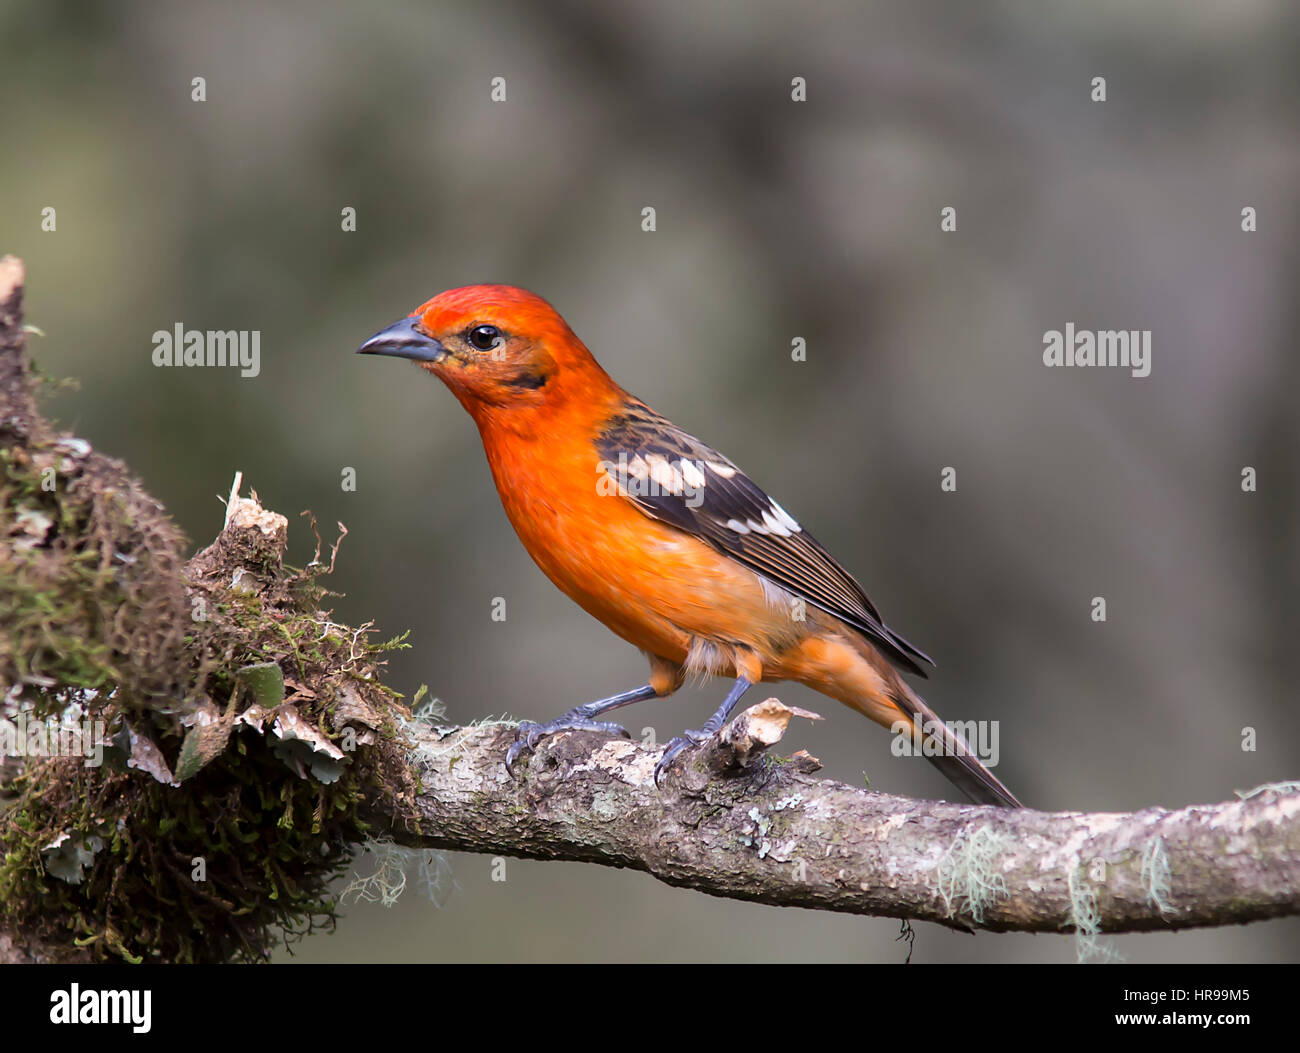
left=0, top=492, right=417, bottom=961
left=0, top=329, right=428, bottom=962
left=0, top=439, right=189, bottom=720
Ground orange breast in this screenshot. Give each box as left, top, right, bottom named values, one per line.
left=477, top=417, right=800, bottom=667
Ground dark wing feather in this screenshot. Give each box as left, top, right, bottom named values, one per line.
left=597, top=401, right=934, bottom=677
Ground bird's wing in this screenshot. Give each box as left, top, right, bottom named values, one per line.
left=595, top=400, right=934, bottom=677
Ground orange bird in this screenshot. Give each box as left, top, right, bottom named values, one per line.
left=360, top=285, right=1021, bottom=807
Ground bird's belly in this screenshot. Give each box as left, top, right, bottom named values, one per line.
left=500, top=485, right=801, bottom=664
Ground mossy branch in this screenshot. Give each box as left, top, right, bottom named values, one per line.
left=1, top=257, right=1297, bottom=962
left=386, top=720, right=1300, bottom=934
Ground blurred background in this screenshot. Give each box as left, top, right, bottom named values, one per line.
left=2, top=0, right=1297, bottom=963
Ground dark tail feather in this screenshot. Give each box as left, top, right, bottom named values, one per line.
left=894, top=686, right=1023, bottom=808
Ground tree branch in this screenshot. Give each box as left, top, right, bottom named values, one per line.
left=379, top=714, right=1300, bottom=935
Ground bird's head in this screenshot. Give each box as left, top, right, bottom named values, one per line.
left=358, top=285, right=609, bottom=422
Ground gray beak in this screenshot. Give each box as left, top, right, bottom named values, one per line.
left=357, top=317, right=447, bottom=362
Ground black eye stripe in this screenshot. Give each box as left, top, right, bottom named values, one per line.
left=503, top=369, right=547, bottom=390
left=467, top=324, right=502, bottom=351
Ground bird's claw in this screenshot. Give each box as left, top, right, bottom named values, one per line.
left=654, top=732, right=710, bottom=786
left=505, top=717, right=630, bottom=774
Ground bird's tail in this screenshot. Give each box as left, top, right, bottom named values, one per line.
left=889, top=681, right=1023, bottom=808
left=791, top=631, right=1023, bottom=807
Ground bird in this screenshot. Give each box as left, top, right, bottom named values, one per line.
left=359, top=285, right=1021, bottom=807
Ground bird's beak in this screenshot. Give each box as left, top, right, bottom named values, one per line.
left=356, top=316, right=447, bottom=363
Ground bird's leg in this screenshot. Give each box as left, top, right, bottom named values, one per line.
left=654, top=676, right=753, bottom=785
left=505, top=684, right=659, bottom=772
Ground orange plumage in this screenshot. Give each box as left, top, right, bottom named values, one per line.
left=360, top=285, right=1021, bottom=807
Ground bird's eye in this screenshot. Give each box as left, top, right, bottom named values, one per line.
left=467, top=324, right=502, bottom=351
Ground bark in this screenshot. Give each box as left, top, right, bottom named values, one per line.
left=379, top=714, right=1300, bottom=934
